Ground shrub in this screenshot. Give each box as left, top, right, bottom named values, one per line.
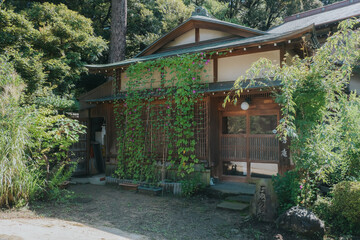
left=0, top=56, right=85, bottom=208
left=313, top=182, right=360, bottom=235
left=180, top=173, right=205, bottom=197
left=312, top=196, right=332, bottom=223
left=272, top=170, right=300, bottom=214
left=332, top=181, right=360, bottom=235
left=0, top=56, right=42, bottom=207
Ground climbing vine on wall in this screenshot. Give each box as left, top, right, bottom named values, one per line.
left=114, top=52, right=212, bottom=182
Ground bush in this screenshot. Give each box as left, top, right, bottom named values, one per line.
left=332, top=181, right=360, bottom=234
left=313, top=196, right=332, bottom=223
left=313, top=181, right=360, bottom=236
left=180, top=173, right=205, bottom=197
left=272, top=171, right=300, bottom=214
left=0, top=56, right=41, bottom=207
left=0, top=56, right=85, bottom=208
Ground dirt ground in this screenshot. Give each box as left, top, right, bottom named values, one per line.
left=0, top=184, right=303, bottom=240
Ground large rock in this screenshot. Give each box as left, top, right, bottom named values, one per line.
left=276, top=206, right=325, bottom=239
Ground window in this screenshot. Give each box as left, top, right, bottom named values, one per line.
left=250, top=115, right=277, bottom=134
left=222, top=116, right=246, bottom=134
left=223, top=161, right=247, bottom=176
left=250, top=163, right=278, bottom=178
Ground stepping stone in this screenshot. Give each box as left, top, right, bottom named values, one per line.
left=226, top=195, right=253, bottom=203
left=210, top=182, right=256, bottom=195
left=217, top=201, right=249, bottom=211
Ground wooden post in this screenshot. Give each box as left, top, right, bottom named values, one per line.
left=116, top=68, right=122, bottom=93
left=195, top=28, right=200, bottom=43
left=246, top=113, right=250, bottom=180
left=86, top=109, right=91, bottom=175
left=213, top=58, right=218, bottom=83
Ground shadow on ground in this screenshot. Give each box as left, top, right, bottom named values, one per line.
left=23, top=184, right=301, bottom=240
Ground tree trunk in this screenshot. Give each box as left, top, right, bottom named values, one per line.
left=109, top=0, right=127, bottom=63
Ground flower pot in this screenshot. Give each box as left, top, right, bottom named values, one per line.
left=119, top=183, right=139, bottom=191
left=138, top=186, right=162, bottom=196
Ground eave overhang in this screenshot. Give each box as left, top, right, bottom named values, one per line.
left=85, top=80, right=282, bottom=104
left=136, top=15, right=266, bottom=57
left=86, top=24, right=315, bottom=74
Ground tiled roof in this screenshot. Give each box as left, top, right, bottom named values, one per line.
left=268, top=2, right=360, bottom=33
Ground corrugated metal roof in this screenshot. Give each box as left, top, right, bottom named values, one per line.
left=268, top=2, right=360, bottom=33
left=86, top=25, right=313, bottom=70
left=85, top=80, right=282, bottom=103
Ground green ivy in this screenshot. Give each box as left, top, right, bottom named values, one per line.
left=114, top=52, right=212, bottom=182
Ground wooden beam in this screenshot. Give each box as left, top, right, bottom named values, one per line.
left=192, top=20, right=261, bottom=38
left=116, top=68, right=122, bottom=93
left=161, top=67, right=165, bottom=88
left=195, top=28, right=200, bottom=43
left=280, top=44, right=286, bottom=67
left=213, top=58, right=218, bottom=83
left=214, top=44, right=282, bottom=59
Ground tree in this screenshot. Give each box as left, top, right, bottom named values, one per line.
left=0, top=3, right=107, bottom=97
left=109, top=0, right=127, bottom=63
left=239, top=0, right=322, bottom=30
left=157, top=0, right=193, bottom=33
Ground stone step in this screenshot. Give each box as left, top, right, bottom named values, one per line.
left=217, top=201, right=250, bottom=211
left=210, top=182, right=256, bottom=195
left=225, top=194, right=253, bottom=203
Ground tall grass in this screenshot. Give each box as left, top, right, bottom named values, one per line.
left=0, top=56, right=41, bottom=208
left=0, top=112, right=41, bottom=207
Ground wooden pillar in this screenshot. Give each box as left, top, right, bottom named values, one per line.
left=246, top=113, right=250, bottom=180
left=280, top=44, right=286, bottom=67
left=115, top=68, right=122, bottom=93
left=106, top=103, right=112, bottom=165
left=86, top=109, right=91, bottom=175
left=213, top=58, right=218, bottom=83
left=209, top=97, right=220, bottom=178
left=195, top=28, right=200, bottom=43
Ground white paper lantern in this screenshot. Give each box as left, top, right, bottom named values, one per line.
left=241, top=101, right=249, bottom=110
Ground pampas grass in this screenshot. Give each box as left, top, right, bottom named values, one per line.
left=0, top=56, right=41, bottom=208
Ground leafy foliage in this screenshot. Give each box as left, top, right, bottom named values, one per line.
left=272, top=171, right=300, bottom=214
left=0, top=56, right=86, bottom=208
left=314, top=182, right=360, bottom=235
left=228, top=19, right=360, bottom=233
left=4, top=0, right=341, bottom=63
left=115, top=52, right=211, bottom=183
left=0, top=56, right=41, bottom=207
left=228, top=19, right=359, bottom=181
left=0, top=3, right=107, bottom=98
left=180, top=173, right=205, bottom=197
left=331, top=181, right=360, bottom=234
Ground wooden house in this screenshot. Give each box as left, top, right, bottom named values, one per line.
left=78, top=0, right=360, bottom=183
